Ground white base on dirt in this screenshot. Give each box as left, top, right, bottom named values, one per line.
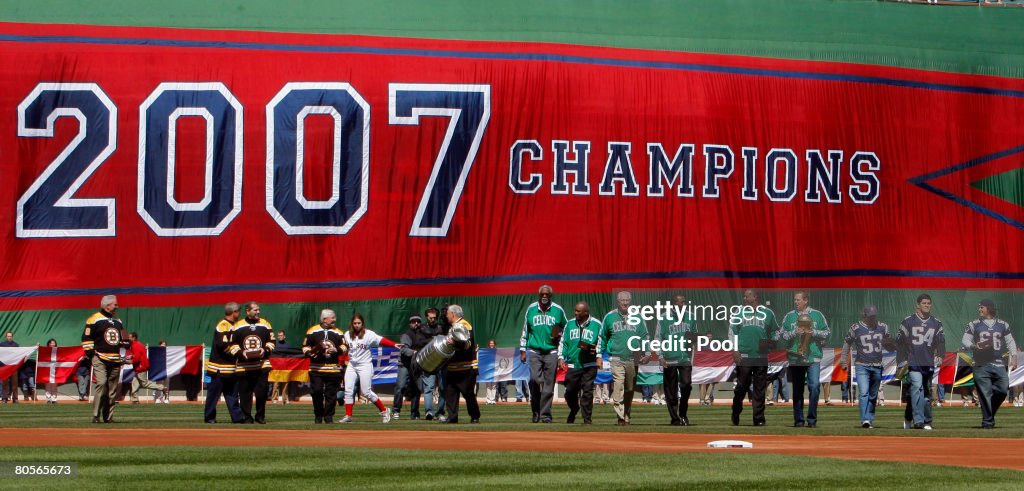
left=707, top=440, right=753, bottom=449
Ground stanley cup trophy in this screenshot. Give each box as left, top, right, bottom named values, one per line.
left=414, top=324, right=472, bottom=373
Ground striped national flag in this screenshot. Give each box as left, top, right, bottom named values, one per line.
left=148, top=346, right=203, bottom=381
left=372, top=347, right=400, bottom=384
left=268, top=347, right=309, bottom=383
left=478, top=348, right=529, bottom=383
left=0, top=347, right=36, bottom=380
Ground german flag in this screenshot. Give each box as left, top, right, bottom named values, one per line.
left=269, top=347, right=309, bottom=383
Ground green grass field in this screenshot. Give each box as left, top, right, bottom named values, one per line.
left=1, top=446, right=1021, bottom=491
left=2, top=402, right=1023, bottom=490
left=1, top=399, right=1021, bottom=437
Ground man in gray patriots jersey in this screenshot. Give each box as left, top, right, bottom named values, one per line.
left=962, top=299, right=1018, bottom=429
left=840, top=305, right=892, bottom=429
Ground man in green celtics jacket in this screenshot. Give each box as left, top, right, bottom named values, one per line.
left=776, top=291, right=830, bottom=428
left=558, top=301, right=602, bottom=424
left=655, top=294, right=698, bottom=425
left=518, top=285, right=567, bottom=424
left=731, top=289, right=779, bottom=427
left=601, top=291, right=649, bottom=425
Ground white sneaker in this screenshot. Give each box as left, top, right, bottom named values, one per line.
left=338, top=416, right=353, bottom=423
left=862, top=420, right=872, bottom=429
left=923, top=424, right=933, bottom=431
left=393, top=411, right=400, bottom=420
left=381, top=408, right=392, bottom=424
left=436, top=414, right=448, bottom=423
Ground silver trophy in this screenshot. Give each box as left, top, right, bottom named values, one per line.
left=414, top=324, right=471, bottom=373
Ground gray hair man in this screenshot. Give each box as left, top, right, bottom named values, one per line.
left=518, top=285, right=568, bottom=423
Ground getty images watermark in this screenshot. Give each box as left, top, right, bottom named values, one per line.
left=624, top=300, right=771, bottom=352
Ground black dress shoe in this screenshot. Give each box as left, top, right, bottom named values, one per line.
left=325, top=418, right=333, bottom=424
left=793, top=422, right=805, bottom=427
left=255, top=419, right=266, bottom=425
left=670, top=420, right=681, bottom=426
left=754, top=421, right=766, bottom=426
left=541, top=418, right=552, bottom=424
left=205, top=420, right=217, bottom=424
left=566, top=416, right=576, bottom=424
left=92, top=416, right=102, bottom=424
left=532, top=414, right=540, bottom=423
left=315, top=418, right=323, bottom=424
left=681, top=418, right=690, bottom=426
left=806, top=423, right=816, bottom=428
left=583, top=420, right=592, bottom=425
left=470, top=419, right=480, bottom=424
left=731, top=414, right=740, bottom=426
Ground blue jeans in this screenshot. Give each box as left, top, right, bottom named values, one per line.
left=204, top=375, right=243, bottom=423
left=790, top=363, right=820, bottom=425
left=419, top=373, right=437, bottom=416
left=772, top=371, right=789, bottom=402
left=515, top=379, right=530, bottom=400
left=641, top=384, right=653, bottom=402
left=974, top=364, right=1009, bottom=427
left=906, top=368, right=933, bottom=426
left=855, top=365, right=881, bottom=424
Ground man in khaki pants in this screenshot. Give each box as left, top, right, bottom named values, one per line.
left=601, top=291, right=648, bottom=425
left=82, top=295, right=130, bottom=423
left=126, top=332, right=169, bottom=403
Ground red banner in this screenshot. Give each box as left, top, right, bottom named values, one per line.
left=2, top=23, right=1024, bottom=309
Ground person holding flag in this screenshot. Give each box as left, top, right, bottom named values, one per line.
left=840, top=305, right=892, bottom=428
left=43, top=339, right=58, bottom=403
left=731, top=289, right=778, bottom=427
left=339, top=313, right=401, bottom=423
left=897, top=294, right=945, bottom=430
left=519, top=285, right=568, bottom=424
left=125, top=332, right=169, bottom=404
left=82, top=295, right=130, bottom=423
left=558, top=301, right=602, bottom=424
left=961, top=299, right=1018, bottom=429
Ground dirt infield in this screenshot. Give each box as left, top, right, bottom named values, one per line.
left=4, top=428, right=1019, bottom=470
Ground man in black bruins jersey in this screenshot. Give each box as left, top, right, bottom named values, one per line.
left=203, top=302, right=244, bottom=424
left=302, top=308, right=347, bottom=424
left=82, top=295, right=130, bottom=423
left=229, top=301, right=275, bottom=424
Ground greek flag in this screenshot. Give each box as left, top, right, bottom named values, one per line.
left=372, top=347, right=401, bottom=384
